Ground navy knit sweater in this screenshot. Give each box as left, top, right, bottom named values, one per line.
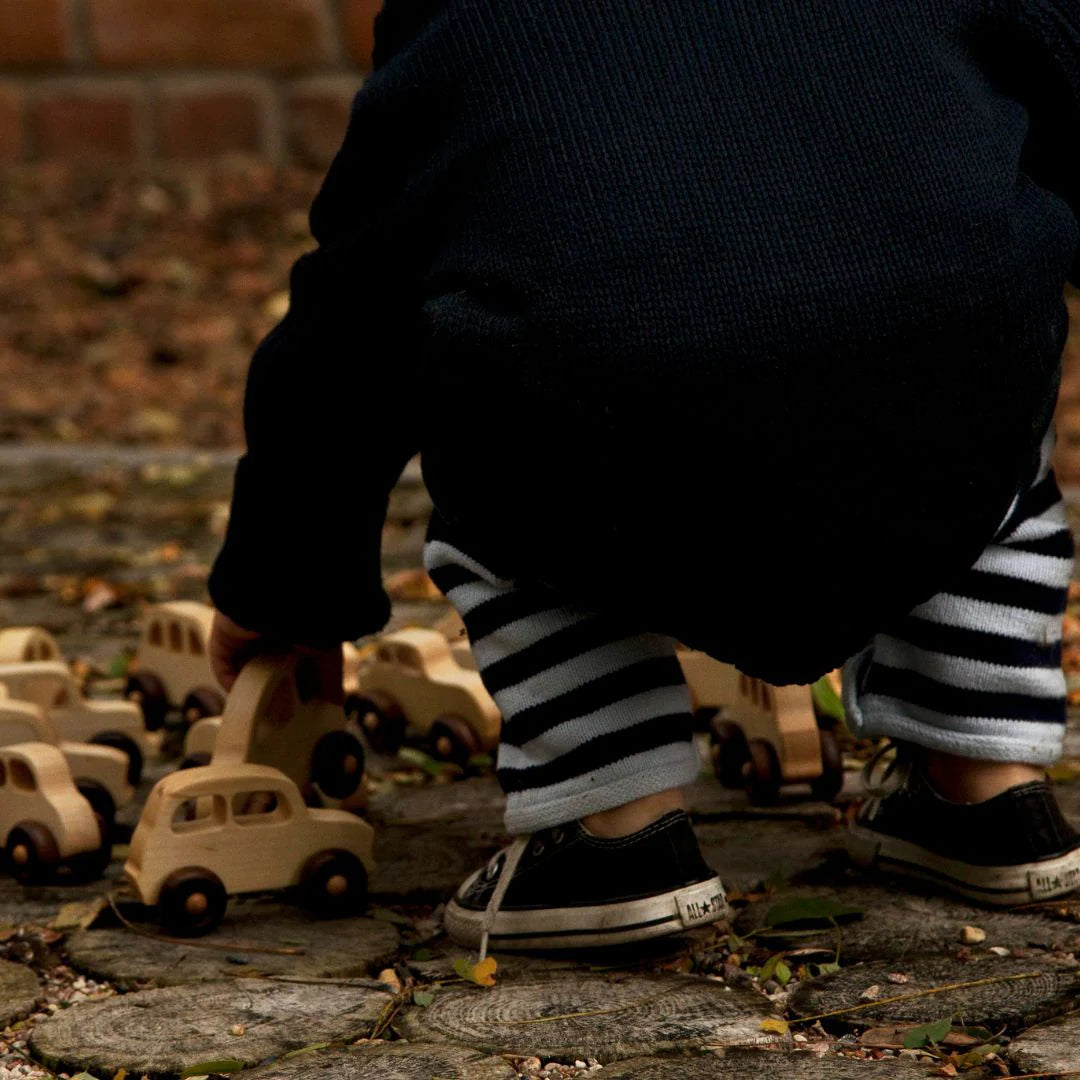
left=209, top=0, right=1080, bottom=684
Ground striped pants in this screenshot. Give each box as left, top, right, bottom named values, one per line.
left=425, top=429, right=1073, bottom=834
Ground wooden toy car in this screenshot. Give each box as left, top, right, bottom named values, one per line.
left=678, top=650, right=843, bottom=803
left=0, top=662, right=148, bottom=785
left=123, top=762, right=374, bottom=936
left=0, top=627, right=62, bottom=665
left=346, top=628, right=500, bottom=764
left=0, top=688, right=134, bottom=830
left=125, top=602, right=225, bottom=731
left=0, top=742, right=111, bottom=883
left=203, top=654, right=366, bottom=806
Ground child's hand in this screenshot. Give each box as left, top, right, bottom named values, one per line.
left=209, top=610, right=267, bottom=691
left=210, top=611, right=345, bottom=704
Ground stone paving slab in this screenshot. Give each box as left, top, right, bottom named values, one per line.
left=789, top=954, right=1080, bottom=1031
left=370, top=825, right=503, bottom=900
left=243, top=1043, right=518, bottom=1079
left=1004, top=1011, right=1080, bottom=1073
left=695, top=818, right=842, bottom=893
left=0, top=957, right=41, bottom=1026
left=598, top=1050, right=936, bottom=1078
left=734, top=884, right=1080, bottom=964
left=395, top=971, right=789, bottom=1063
left=367, top=779, right=506, bottom=831
left=30, top=978, right=395, bottom=1080
left=0, top=869, right=123, bottom=928
left=65, top=901, right=400, bottom=988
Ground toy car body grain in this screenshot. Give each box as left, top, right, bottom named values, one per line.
left=123, top=762, right=375, bottom=935
left=0, top=742, right=110, bottom=882
left=0, top=662, right=148, bottom=785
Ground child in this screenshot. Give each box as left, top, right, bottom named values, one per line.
left=209, top=0, right=1080, bottom=952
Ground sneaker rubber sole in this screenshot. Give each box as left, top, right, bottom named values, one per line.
left=444, top=874, right=728, bottom=951
left=847, top=822, right=1080, bottom=906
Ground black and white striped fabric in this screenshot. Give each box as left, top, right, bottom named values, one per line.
left=424, top=523, right=701, bottom=834
left=845, top=427, right=1073, bottom=764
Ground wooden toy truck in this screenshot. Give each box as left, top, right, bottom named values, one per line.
left=0, top=688, right=133, bottom=830
left=125, top=602, right=225, bottom=731
left=188, top=654, right=367, bottom=807
left=346, top=628, right=500, bottom=764
left=0, top=628, right=62, bottom=664
left=677, top=650, right=843, bottom=803
left=0, top=743, right=112, bottom=883
left=123, top=762, right=374, bottom=936
left=0, top=662, right=148, bottom=785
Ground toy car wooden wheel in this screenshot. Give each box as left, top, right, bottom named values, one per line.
left=89, top=732, right=143, bottom=786
left=709, top=718, right=751, bottom=788
left=6, top=821, right=60, bottom=885
left=745, top=738, right=782, bottom=805
left=429, top=714, right=480, bottom=767
left=75, top=778, right=117, bottom=835
left=158, top=867, right=227, bottom=937
left=346, top=691, right=406, bottom=755
left=309, top=730, right=366, bottom=800
left=299, top=849, right=368, bottom=917
left=125, top=670, right=169, bottom=731
left=809, top=726, right=845, bottom=802
left=66, top=813, right=112, bottom=882
left=181, top=687, right=225, bottom=727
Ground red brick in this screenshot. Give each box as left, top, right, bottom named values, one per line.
left=287, top=76, right=358, bottom=166
left=88, top=0, right=332, bottom=71
left=32, top=85, right=139, bottom=159
left=0, top=0, right=72, bottom=67
left=342, top=0, right=382, bottom=69
left=156, top=82, right=265, bottom=158
left=0, top=84, right=24, bottom=161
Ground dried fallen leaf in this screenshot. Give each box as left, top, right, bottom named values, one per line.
left=377, top=968, right=402, bottom=993
left=452, top=955, right=497, bottom=987
left=760, top=1017, right=789, bottom=1035
left=51, top=897, right=107, bottom=931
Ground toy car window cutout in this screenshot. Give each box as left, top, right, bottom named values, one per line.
left=377, top=645, right=393, bottom=664
left=761, top=684, right=772, bottom=711
left=171, top=794, right=225, bottom=832
left=169, top=622, right=183, bottom=652
left=231, top=789, right=287, bottom=823
left=0, top=760, right=6, bottom=786
left=149, top=622, right=164, bottom=647
left=399, top=648, right=421, bottom=673
left=188, top=629, right=204, bottom=656
left=8, top=760, right=35, bottom=792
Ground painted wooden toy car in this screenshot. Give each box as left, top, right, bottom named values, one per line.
left=0, top=662, right=148, bottom=785
left=125, top=602, right=225, bottom=731
left=346, top=627, right=500, bottom=764
left=188, top=654, right=367, bottom=807
left=0, top=627, right=62, bottom=665
left=678, top=650, right=843, bottom=803
left=0, top=688, right=133, bottom=830
left=123, top=762, right=375, bottom=935
left=0, top=742, right=112, bottom=883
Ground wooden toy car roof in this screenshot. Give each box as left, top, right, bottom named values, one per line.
left=151, top=761, right=295, bottom=799
left=0, top=628, right=61, bottom=662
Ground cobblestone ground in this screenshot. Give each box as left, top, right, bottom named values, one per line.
left=1, top=446, right=1080, bottom=1079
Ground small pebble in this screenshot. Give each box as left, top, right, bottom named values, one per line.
left=989, top=945, right=1010, bottom=956
left=231, top=1025, right=245, bottom=1036
left=859, top=984, right=881, bottom=1001
left=962, top=925, right=986, bottom=944
left=574, top=1063, right=586, bottom=1071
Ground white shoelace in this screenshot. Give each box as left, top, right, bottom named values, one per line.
left=860, top=740, right=916, bottom=799
left=478, top=835, right=529, bottom=962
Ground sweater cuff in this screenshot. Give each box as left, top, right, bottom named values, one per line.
left=208, top=454, right=391, bottom=648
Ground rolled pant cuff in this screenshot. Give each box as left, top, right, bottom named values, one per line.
left=843, top=652, right=1065, bottom=766
left=503, top=741, right=703, bottom=834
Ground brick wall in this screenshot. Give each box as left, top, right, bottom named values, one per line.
left=0, top=0, right=381, bottom=165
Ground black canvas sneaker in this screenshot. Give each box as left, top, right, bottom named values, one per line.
left=444, top=810, right=727, bottom=955
left=847, top=743, right=1080, bottom=906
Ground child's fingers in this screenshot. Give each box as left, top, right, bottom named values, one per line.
left=209, top=611, right=265, bottom=691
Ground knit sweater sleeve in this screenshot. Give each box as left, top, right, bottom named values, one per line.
left=208, top=0, right=453, bottom=647
left=1010, top=0, right=1080, bottom=283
